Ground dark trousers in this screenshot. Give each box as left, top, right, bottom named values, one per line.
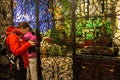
left=12, top=68, right=26, bottom=80
left=0, top=78, right=10, bottom=80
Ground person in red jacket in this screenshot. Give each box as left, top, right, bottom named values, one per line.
left=5, top=22, right=36, bottom=80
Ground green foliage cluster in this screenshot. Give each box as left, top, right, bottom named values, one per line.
left=76, top=18, right=112, bottom=40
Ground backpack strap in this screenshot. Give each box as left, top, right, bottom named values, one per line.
left=5, top=32, right=24, bottom=70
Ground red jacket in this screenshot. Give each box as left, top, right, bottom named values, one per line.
left=5, top=26, right=31, bottom=68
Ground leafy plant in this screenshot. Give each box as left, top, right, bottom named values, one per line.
left=75, top=18, right=112, bottom=40
left=94, top=18, right=102, bottom=28
left=76, top=21, right=84, bottom=36
left=104, top=20, right=111, bottom=35
left=86, top=19, right=95, bottom=29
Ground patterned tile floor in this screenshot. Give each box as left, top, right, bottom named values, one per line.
left=41, top=56, right=73, bottom=80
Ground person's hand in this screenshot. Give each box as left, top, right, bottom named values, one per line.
left=28, top=40, right=36, bottom=46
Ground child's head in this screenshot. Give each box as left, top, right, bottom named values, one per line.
left=30, top=36, right=37, bottom=42
left=24, top=31, right=37, bottom=42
